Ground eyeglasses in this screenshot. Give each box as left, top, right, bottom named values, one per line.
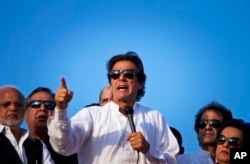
left=217, top=135, right=241, bottom=148
left=28, top=100, right=56, bottom=110
left=109, top=69, right=137, bottom=80
left=198, top=119, right=222, bottom=129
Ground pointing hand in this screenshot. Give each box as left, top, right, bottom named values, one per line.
left=55, top=77, right=73, bottom=110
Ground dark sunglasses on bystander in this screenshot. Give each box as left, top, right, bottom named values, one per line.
left=217, top=135, right=241, bottom=148
left=109, top=69, right=137, bottom=80
left=28, top=100, right=56, bottom=110
left=198, top=119, right=222, bottom=129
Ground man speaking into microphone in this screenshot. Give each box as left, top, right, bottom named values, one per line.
left=48, top=51, right=179, bottom=163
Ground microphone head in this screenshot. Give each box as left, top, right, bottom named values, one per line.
left=124, top=106, right=134, bottom=115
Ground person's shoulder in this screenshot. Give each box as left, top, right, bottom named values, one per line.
left=178, top=150, right=212, bottom=164
left=84, top=102, right=111, bottom=113
left=135, top=103, right=164, bottom=118
left=135, top=103, right=157, bottom=112
left=178, top=152, right=200, bottom=158
left=20, top=128, right=30, bottom=138
left=177, top=152, right=201, bottom=162
left=74, top=105, right=101, bottom=117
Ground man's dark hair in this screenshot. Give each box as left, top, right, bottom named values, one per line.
left=26, top=87, right=55, bottom=108
left=194, top=101, right=233, bottom=133
left=170, top=127, right=185, bottom=154
left=106, top=51, right=146, bottom=101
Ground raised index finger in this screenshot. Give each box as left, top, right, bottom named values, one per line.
left=61, top=77, right=68, bottom=89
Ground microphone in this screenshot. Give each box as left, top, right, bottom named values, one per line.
left=124, top=106, right=136, bottom=133
left=125, top=106, right=140, bottom=158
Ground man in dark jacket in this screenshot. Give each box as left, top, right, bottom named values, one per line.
left=25, top=87, right=78, bottom=164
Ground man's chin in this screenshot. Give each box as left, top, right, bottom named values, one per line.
left=203, top=139, right=217, bottom=146
left=4, top=119, right=23, bottom=127
left=118, top=97, right=129, bottom=102
left=35, top=122, right=47, bottom=129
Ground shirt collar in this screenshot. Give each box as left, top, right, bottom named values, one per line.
left=0, top=124, right=5, bottom=133
left=109, top=101, right=138, bottom=113
left=0, top=124, right=29, bottom=139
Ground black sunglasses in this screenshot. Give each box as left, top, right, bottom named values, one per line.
left=28, top=100, right=56, bottom=110
left=109, top=69, right=137, bottom=80
left=198, top=119, right=222, bottom=129
left=217, top=135, right=241, bottom=148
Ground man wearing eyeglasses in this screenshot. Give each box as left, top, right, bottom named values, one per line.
left=25, top=87, right=78, bottom=164
left=0, top=86, right=54, bottom=164
left=48, top=51, right=179, bottom=163
left=178, top=101, right=233, bottom=164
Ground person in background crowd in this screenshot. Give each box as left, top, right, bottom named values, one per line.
left=99, top=85, right=112, bottom=106
left=48, top=51, right=179, bottom=163
left=215, top=119, right=250, bottom=164
left=25, top=87, right=78, bottom=164
left=178, top=101, right=233, bottom=164
left=170, top=127, right=184, bottom=155
left=0, top=85, right=54, bottom=164
left=84, top=85, right=112, bottom=108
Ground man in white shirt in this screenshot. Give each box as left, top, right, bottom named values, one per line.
left=0, top=86, right=54, bottom=164
left=48, top=51, right=179, bottom=163
left=177, top=101, right=233, bottom=164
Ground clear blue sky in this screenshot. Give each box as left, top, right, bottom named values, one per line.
left=0, top=0, right=249, bottom=153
